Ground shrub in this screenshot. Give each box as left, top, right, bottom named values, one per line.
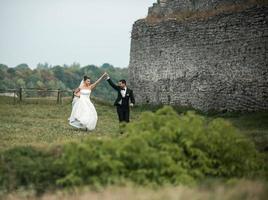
left=125, top=106, right=263, bottom=181
left=56, top=139, right=124, bottom=187
left=0, top=146, right=61, bottom=193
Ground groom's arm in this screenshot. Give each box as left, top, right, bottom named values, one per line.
left=107, top=77, right=120, bottom=91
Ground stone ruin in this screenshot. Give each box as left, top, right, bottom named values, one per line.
left=128, top=0, right=268, bottom=112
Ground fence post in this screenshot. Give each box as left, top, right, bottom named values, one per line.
left=57, top=89, right=60, bottom=104
left=60, top=89, right=62, bottom=104
left=13, top=89, right=16, bottom=104
left=19, top=88, right=22, bottom=102
left=57, top=89, right=62, bottom=104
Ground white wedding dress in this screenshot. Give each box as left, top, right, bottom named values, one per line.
left=69, top=89, right=97, bottom=130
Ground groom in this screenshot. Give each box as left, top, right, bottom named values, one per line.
left=105, top=73, right=135, bottom=123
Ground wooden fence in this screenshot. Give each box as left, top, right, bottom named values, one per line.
left=0, top=88, right=74, bottom=104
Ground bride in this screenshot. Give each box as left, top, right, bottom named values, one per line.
left=69, top=72, right=107, bottom=131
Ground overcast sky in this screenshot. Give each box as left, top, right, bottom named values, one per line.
left=0, top=0, right=155, bottom=68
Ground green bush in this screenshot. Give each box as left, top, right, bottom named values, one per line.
left=57, top=106, right=264, bottom=187
left=0, top=146, right=62, bottom=193
left=125, top=106, right=263, bottom=181
left=56, top=140, right=124, bottom=187
left=0, top=106, right=265, bottom=193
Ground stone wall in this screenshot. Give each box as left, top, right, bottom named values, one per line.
left=128, top=3, right=268, bottom=112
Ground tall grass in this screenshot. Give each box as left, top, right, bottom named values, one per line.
left=3, top=180, right=268, bottom=200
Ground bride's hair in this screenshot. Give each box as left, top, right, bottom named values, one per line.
left=84, top=75, right=90, bottom=81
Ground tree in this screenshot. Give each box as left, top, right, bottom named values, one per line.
left=37, top=62, right=51, bottom=70
left=36, top=81, right=45, bottom=88
left=16, top=78, right=26, bottom=88
left=52, top=66, right=65, bottom=82
left=7, top=68, right=16, bottom=76
left=0, top=64, right=8, bottom=71
left=101, top=63, right=114, bottom=69
left=15, top=63, right=29, bottom=70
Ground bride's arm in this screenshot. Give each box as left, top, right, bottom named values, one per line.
left=90, top=73, right=107, bottom=90
left=73, top=88, right=81, bottom=97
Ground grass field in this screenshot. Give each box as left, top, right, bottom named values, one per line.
left=0, top=96, right=124, bottom=150
left=1, top=96, right=267, bottom=151
left=0, top=96, right=268, bottom=199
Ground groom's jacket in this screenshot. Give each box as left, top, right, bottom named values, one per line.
left=107, top=78, right=135, bottom=107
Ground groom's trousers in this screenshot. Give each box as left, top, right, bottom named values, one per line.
left=117, top=105, right=130, bottom=123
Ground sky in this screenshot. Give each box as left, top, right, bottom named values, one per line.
left=0, top=0, right=156, bottom=68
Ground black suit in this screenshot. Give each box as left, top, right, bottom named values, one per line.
left=107, top=78, right=135, bottom=122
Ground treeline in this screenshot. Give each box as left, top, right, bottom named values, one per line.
left=0, top=62, right=128, bottom=101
